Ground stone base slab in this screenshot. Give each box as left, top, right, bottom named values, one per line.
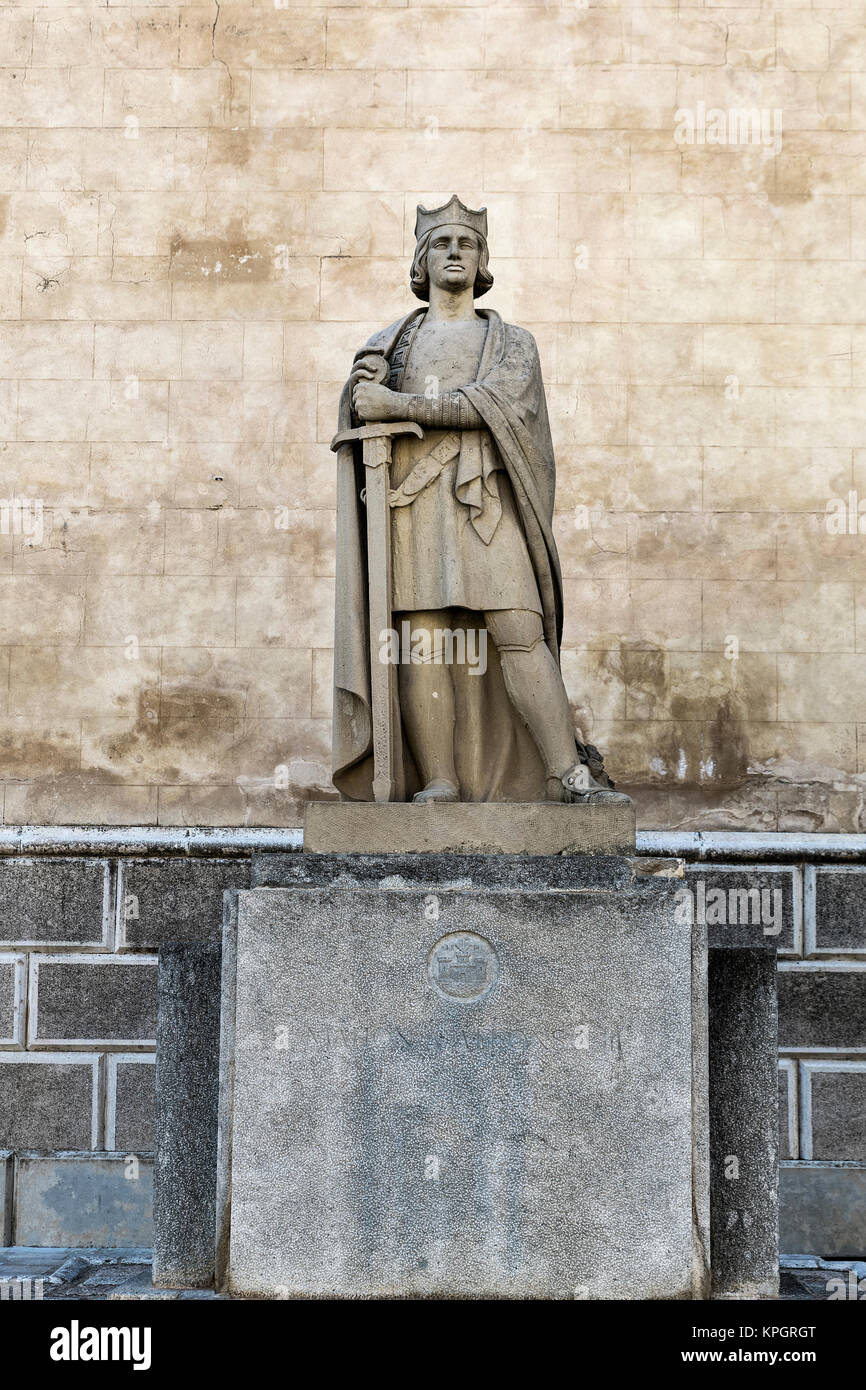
left=303, top=800, right=636, bottom=856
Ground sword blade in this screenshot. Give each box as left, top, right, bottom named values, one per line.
left=363, top=433, right=398, bottom=803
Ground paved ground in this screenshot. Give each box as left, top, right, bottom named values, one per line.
left=0, top=1247, right=862, bottom=1300
left=778, top=1255, right=866, bottom=1301
left=0, top=1248, right=224, bottom=1300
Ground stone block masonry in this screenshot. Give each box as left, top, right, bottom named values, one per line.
left=27, top=956, right=158, bottom=1048
left=0, top=848, right=248, bottom=1245
left=106, top=1056, right=156, bottom=1153
left=679, top=847, right=866, bottom=1257
left=0, top=1055, right=100, bottom=1151
left=117, top=859, right=251, bottom=951
left=0, top=828, right=863, bottom=1257
left=0, top=956, right=25, bottom=1046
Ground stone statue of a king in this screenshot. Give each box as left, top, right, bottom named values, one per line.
left=331, top=195, right=626, bottom=808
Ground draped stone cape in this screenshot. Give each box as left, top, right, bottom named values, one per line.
left=332, top=305, right=578, bottom=803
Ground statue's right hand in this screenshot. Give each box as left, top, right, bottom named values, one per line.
left=348, top=352, right=388, bottom=392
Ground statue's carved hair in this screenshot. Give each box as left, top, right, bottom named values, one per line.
left=409, top=230, right=494, bottom=302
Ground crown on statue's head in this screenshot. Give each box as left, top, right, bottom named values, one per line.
left=414, top=195, right=488, bottom=244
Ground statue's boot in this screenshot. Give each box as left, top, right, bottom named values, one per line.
left=413, top=778, right=459, bottom=804
left=557, top=763, right=632, bottom=806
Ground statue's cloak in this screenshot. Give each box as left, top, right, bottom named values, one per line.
left=332, top=306, right=570, bottom=802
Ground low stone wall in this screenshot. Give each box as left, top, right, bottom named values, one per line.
left=0, top=828, right=863, bottom=1254
left=669, top=844, right=866, bottom=1257
left=0, top=843, right=249, bottom=1245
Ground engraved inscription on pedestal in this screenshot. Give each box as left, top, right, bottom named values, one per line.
left=427, top=931, right=498, bottom=1002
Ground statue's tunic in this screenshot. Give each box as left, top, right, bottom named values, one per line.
left=388, top=314, right=541, bottom=615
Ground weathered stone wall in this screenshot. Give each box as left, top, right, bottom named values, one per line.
left=0, top=3, right=863, bottom=830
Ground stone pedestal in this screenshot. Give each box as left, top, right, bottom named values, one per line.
left=216, top=850, right=708, bottom=1299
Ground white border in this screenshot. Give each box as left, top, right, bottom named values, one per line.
left=0, top=954, right=26, bottom=1048
left=799, top=1059, right=866, bottom=1162
left=0, top=1052, right=101, bottom=1149
left=778, top=1058, right=798, bottom=1161
left=104, top=1054, right=156, bottom=1152
left=28, top=954, right=158, bottom=1050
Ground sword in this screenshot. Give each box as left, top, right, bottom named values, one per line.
left=331, top=420, right=424, bottom=803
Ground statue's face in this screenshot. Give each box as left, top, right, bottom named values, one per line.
left=426, top=223, right=481, bottom=294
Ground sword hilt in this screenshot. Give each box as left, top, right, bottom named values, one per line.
left=330, top=421, right=424, bottom=452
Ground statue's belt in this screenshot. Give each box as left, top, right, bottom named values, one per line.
left=387, top=432, right=462, bottom=508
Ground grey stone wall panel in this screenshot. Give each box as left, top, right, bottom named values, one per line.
left=779, top=1162, right=866, bottom=1258
left=778, top=1061, right=798, bottom=1161
left=0, top=955, right=25, bottom=1047
left=29, top=956, right=157, bottom=1047
left=0, top=858, right=111, bottom=947
left=810, top=867, right=866, bottom=954
left=805, top=1064, right=866, bottom=1161
left=117, top=857, right=250, bottom=950
left=685, top=863, right=800, bottom=955
left=107, top=1056, right=156, bottom=1153
left=0, top=1055, right=99, bottom=1150
left=778, top=967, right=866, bottom=1051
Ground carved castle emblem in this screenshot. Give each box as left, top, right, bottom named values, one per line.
left=428, top=932, right=499, bottom=1001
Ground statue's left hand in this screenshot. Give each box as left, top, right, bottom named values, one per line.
left=352, top=380, right=402, bottom=422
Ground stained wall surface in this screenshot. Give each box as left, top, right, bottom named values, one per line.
left=0, top=1, right=863, bottom=830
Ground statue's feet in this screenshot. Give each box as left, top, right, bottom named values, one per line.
left=558, top=764, right=632, bottom=806
left=413, top=778, right=459, bottom=804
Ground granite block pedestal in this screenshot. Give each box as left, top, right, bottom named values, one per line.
left=215, top=833, right=709, bottom=1300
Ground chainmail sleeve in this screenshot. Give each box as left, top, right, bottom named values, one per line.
left=398, top=391, right=485, bottom=429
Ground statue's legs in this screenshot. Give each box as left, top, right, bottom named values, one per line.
left=395, top=608, right=610, bottom=803
left=483, top=610, right=578, bottom=789
left=396, top=607, right=583, bottom=802
left=395, top=610, right=459, bottom=802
